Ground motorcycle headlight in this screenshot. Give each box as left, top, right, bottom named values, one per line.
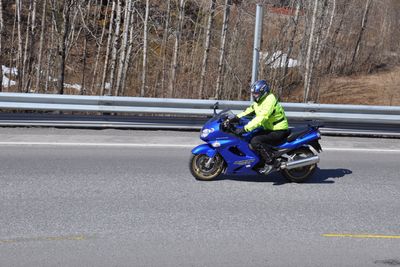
left=200, top=128, right=214, bottom=138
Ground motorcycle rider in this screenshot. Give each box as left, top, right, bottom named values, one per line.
left=230, top=80, right=290, bottom=174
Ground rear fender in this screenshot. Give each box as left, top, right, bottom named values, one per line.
left=308, top=139, right=322, bottom=153
left=191, top=144, right=217, bottom=158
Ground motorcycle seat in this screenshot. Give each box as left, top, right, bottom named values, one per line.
left=286, top=127, right=310, bottom=142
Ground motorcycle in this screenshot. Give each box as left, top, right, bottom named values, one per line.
left=189, top=107, right=323, bottom=183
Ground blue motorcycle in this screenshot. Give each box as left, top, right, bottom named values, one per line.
left=190, top=109, right=323, bottom=183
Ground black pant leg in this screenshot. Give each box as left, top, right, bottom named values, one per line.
left=250, top=130, right=290, bottom=164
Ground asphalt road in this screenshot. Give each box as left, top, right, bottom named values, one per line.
left=0, top=128, right=399, bottom=267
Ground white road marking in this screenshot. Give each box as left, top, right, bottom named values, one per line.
left=323, top=147, right=400, bottom=153
left=0, top=142, right=193, bottom=148
left=0, top=142, right=399, bottom=153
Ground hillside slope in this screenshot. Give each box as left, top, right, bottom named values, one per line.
left=318, top=67, right=400, bottom=106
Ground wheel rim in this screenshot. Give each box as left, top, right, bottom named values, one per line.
left=192, top=154, right=223, bottom=179
left=286, top=151, right=315, bottom=179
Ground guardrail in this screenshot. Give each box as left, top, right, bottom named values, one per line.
left=0, top=92, right=399, bottom=126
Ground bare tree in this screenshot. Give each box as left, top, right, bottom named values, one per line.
left=351, top=0, right=372, bottom=69
left=91, top=0, right=110, bottom=95
left=303, top=0, right=318, bottom=103
left=115, top=0, right=132, bottom=96
left=45, top=23, right=56, bottom=93
left=0, top=0, right=4, bottom=92
left=160, top=0, right=171, bottom=96
left=80, top=33, right=88, bottom=95
left=16, top=0, right=23, bottom=91
left=199, top=0, right=216, bottom=99
left=215, top=0, right=232, bottom=99
left=50, top=0, right=78, bottom=94
left=121, top=4, right=140, bottom=96
left=282, top=0, right=301, bottom=92
left=140, top=0, right=150, bottom=97
left=100, top=0, right=116, bottom=95
left=35, top=0, right=47, bottom=93
left=168, top=0, right=186, bottom=98
left=109, top=0, right=121, bottom=95
left=23, top=0, right=37, bottom=93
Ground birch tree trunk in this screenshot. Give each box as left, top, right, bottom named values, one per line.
left=58, top=2, right=73, bottom=95
left=80, top=34, right=87, bottom=95
left=16, top=0, right=23, bottom=91
left=303, top=0, right=318, bottom=103
left=45, top=23, right=55, bottom=93
left=121, top=6, right=138, bottom=96
left=8, top=6, right=17, bottom=89
left=115, top=0, right=132, bottom=96
left=22, top=1, right=32, bottom=92
left=22, top=0, right=37, bottom=93
left=199, top=0, right=216, bottom=99
left=282, top=1, right=300, bottom=92
left=188, top=6, right=205, bottom=96
left=168, top=0, right=185, bottom=98
left=51, top=0, right=76, bottom=95
left=215, top=0, right=232, bottom=99
left=100, top=0, right=116, bottom=95
left=160, top=0, right=171, bottom=96
left=326, top=1, right=347, bottom=73
left=90, top=0, right=109, bottom=95
left=351, top=0, right=372, bottom=69
left=140, top=0, right=150, bottom=97
left=109, top=0, right=121, bottom=95
left=35, top=0, right=47, bottom=93
left=0, top=0, right=3, bottom=92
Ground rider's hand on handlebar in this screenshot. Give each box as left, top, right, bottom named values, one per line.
left=229, top=115, right=240, bottom=124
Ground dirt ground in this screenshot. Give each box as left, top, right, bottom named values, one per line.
left=307, top=67, right=400, bottom=106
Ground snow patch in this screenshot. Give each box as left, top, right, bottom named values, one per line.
left=2, top=65, right=18, bottom=88
left=64, top=83, right=82, bottom=91
left=2, top=75, right=16, bottom=87
left=262, top=51, right=299, bottom=69
left=1, top=66, right=84, bottom=91
left=2, top=65, right=18, bottom=76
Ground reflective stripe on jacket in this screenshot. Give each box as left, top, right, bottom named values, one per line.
left=237, top=93, right=288, bottom=132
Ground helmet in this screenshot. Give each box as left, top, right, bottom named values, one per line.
left=251, top=80, right=270, bottom=102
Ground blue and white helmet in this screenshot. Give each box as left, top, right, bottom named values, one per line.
left=251, top=80, right=270, bottom=102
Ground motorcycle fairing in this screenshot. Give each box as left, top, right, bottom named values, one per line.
left=191, top=144, right=217, bottom=158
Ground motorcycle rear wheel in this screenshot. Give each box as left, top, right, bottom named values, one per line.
left=281, top=147, right=317, bottom=183
left=189, top=154, right=224, bottom=181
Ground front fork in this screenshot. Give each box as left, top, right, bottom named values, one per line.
left=204, top=157, right=214, bottom=168
left=191, top=143, right=219, bottom=169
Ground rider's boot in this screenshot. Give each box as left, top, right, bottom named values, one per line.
left=259, top=164, right=273, bottom=175
left=257, top=145, right=275, bottom=175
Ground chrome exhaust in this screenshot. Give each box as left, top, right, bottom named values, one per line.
left=282, top=155, right=320, bottom=170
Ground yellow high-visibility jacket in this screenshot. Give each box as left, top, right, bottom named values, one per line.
left=237, top=93, right=288, bottom=132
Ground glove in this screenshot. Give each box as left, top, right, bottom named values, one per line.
left=234, top=127, right=246, bottom=136
left=230, top=115, right=240, bottom=123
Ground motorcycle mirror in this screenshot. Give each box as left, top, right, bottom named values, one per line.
left=213, top=102, right=219, bottom=115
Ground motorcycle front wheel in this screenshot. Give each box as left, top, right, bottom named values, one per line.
left=189, top=153, right=224, bottom=181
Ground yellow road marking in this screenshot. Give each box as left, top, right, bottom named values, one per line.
left=0, top=235, right=86, bottom=244
left=323, top=233, right=400, bottom=239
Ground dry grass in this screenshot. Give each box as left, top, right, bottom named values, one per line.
left=317, top=67, right=400, bottom=106
left=286, top=67, right=400, bottom=106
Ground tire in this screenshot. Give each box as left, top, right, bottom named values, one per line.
left=281, top=147, right=317, bottom=183
left=189, top=153, right=224, bottom=181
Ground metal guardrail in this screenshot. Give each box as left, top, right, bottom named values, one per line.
left=0, top=93, right=399, bottom=126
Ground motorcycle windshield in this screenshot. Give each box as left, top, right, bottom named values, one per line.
left=205, top=109, right=234, bottom=125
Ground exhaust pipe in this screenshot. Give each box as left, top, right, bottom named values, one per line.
left=282, top=155, right=320, bottom=170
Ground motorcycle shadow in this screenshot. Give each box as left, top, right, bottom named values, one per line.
left=216, top=168, right=352, bottom=185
